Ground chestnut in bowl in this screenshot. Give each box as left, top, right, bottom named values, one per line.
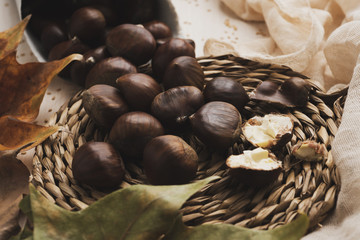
left=106, top=24, right=156, bottom=66
left=85, top=57, right=137, bottom=88
left=143, top=20, right=172, bottom=40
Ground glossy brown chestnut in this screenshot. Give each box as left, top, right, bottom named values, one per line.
left=109, top=112, right=165, bottom=159
left=189, top=101, right=242, bottom=150
left=116, top=73, right=162, bottom=112
left=162, top=56, right=205, bottom=90
left=203, top=76, right=249, bottom=111
left=72, top=141, right=125, bottom=191
left=106, top=24, right=156, bottom=66
left=70, top=45, right=110, bottom=86
left=40, top=22, right=67, bottom=52
left=82, top=84, right=129, bottom=129
left=48, top=37, right=90, bottom=78
left=151, top=86, right=204, bottom=130
left=143, top=20, right=172, bottom=39
left=143, top=135, right=198, bottom=185
left=152, top=38, right=195, bottom=80
left=85, top=57, right=137, bottom=88
left=69, top=7, right=106, bottom=45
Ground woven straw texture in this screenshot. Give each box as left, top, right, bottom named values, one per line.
left=31, top=54, right=346, bottom=232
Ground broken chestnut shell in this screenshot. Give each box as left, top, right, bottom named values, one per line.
left=250, top=77, right=310, bottom=107
left=143, top=135, right=198, bottom=185
left=116, top=73, right=162, bottom=112
left=106, top=24, right=156, bottom=66
left=85, top=57, right=137, bottom=88
left=162, top=56, right=205, bottom=90
left=151, top=86, right=204, bottom=130
left=69, top=7, right=106, bottom=46
left=72, top=141, right=125, bottom=191
left=143, top=20, right=172, bottom=40
left=82, top=84, right=129, bottom=129
left=226, top=147, right=282, bottom=187
left=109, top=112, right=165, bottom=159
left=203, top=77, right=249, bottom=111
left=189, top=101, right=242, bottom=150
left=152, top=38, right=195, bottom=80
left=242, top=113, right=293, bottom=149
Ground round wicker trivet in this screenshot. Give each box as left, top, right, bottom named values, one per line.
left=32, top=55, right=346, bottom=232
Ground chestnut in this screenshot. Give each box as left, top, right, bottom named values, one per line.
left=189, top=101, right=242, bottom=150
left=48, top=37, right=90, bottom=78
left=143, top=20, right=172, bottom=40
left=116, top=73, right=162, bottom=112
left=203, top=77, right=249, bottom=111
left=70, top=45, right=110, bottom=86
left=106, top=24, right=156, bottom=66
left=85, top=57, right=137, bottom=88
left=242, top=114, right=293, bottom=149
left=48, top=37, right=90, bottom=61
left=109, top=112, right=165, bottom=159
left=143, top=135, right=198, bottom=185
left=162, top=56, right=205, bottom=90
left=250, top=77, right=310, bottom=107
left=226, top=147, right=282, bottom=187
left=291, top=140, right=328, bottom=162
left=152, top=38, right=195, bottom=80
left=69, top=7, right=106, bottom=46
left=40, top=22, right=67, bottom=52
left=151, top=86, right=204, bottom=130
left=72, top=141, right=125, bottom=191
left=82, top=84, right=129, bottom=129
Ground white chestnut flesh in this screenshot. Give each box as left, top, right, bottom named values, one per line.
left=226, top=147, right=282, bottom=186
left=243, top=114, right=293, bottom=149
left=291, top=140, right=328, bottom=162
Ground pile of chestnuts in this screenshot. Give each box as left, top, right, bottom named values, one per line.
left=22, top=0, right=311, bottom=192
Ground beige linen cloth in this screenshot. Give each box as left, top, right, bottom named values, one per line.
left=205, top=0, right=360, bottom=239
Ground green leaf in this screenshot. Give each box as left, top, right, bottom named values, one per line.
left=28, top=176, right=219, bottom=240
left=164, top=213, right=309, bottom=240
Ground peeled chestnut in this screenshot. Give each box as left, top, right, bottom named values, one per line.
left=70, top=45, right=110, bottom=86
left=40, top=22, right=67, bottom=52
left=109, top=112, right=165, bottom=159
left=72, top=141, right=125, bottom=191
left=152, top=38, right=195, bottom=80
left=143, top=20, right=172, bottom=40
left=82, top=84, right=129, bottom=129
left=203, top=77, right=249, bottom=111
left=162, top=56, right=205, bottom=90
left=151, top=86, right=204, bottom=130
left=106, top=24, right=156, bottom=66
left=85, top=57, right=137, bottom=88
left=69, top=7, right=106, bottom=46
left=116, top=73, right=162, bottom=112
left=143, top=135, right=198, bottom=185
left=189, top=101, right=242, bottom=150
